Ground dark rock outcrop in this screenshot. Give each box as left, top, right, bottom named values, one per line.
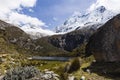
left=86, top=14, right=120, bottom=62
left=49, top=24, right=101, bottom=52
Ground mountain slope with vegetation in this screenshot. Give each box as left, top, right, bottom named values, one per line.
left=0, top=20, right=68, bottom=57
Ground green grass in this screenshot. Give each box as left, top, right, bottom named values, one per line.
left=0, top=53, right=65, bottom=74
left=36, top=61, right=64, bottom=72
left=0, top=53, right=116, bottom=80
left=68, top=56, right=113, bottom=80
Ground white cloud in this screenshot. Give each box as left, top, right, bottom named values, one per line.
left=0, top=0, right=36, bottom=13
left=0, top=0, right=47, bottom=30
left=88, top=0, right=120, bottom=12
left=53, top=17, right=58, bottom=21
left=21, top=0, right=37, bottom=7
left=8, top=12, right=45, bottom=28
left=29, top=9, right=34, bottom=12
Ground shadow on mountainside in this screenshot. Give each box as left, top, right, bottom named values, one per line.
left=83, top=62, right=120, bottom=80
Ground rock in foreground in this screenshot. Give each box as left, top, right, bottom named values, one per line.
left=86, top=14, right=120, bottom=62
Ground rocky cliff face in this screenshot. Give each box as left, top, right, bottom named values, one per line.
left=86, top=14, right=120, bottom=62
left=49, top=24, right=101, bottom=52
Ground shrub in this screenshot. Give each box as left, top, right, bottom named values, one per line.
left=68, top=58, right=81, bottom=73
left=2, top=66, right=40, bottom=80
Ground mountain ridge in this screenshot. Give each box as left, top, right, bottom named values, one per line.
left=55, top=6, right=117, bottom=33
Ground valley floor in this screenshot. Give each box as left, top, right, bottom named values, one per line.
left=0, top=53, right=119, bottom=80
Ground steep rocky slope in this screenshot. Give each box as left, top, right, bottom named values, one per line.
left=49, top=24, right=102, bottom=52
left=86, top=14, right=120, bottom=62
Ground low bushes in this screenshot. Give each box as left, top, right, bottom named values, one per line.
left=2, top=66, right=40, bottom=80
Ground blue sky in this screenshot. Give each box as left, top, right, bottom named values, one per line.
left=0, top=0, right=119, bottom=34
left=22, top=0, right=96, bottom=30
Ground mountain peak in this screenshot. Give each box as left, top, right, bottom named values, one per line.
left=96, top=6, right=106, bottom=13
left=55, top=5, right=116, bottom=33
left=89, top=0, right=120, bottom=13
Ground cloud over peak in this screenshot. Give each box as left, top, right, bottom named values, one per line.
left=88, top=0, right=120, bottom=12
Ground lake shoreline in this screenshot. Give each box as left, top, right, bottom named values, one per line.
left=28, top=56, right=75, bottom=61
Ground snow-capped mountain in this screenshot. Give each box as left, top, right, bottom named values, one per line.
left=0, top=18, right=55, bottom=39
left=55, top=6, right=118, bottom=33
left=0, top=16, right=55, bottom=39
left=20, top=25, right=55, bottom=39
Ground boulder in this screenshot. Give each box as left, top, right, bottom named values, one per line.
left=86, top=14, right=120, bottom=62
